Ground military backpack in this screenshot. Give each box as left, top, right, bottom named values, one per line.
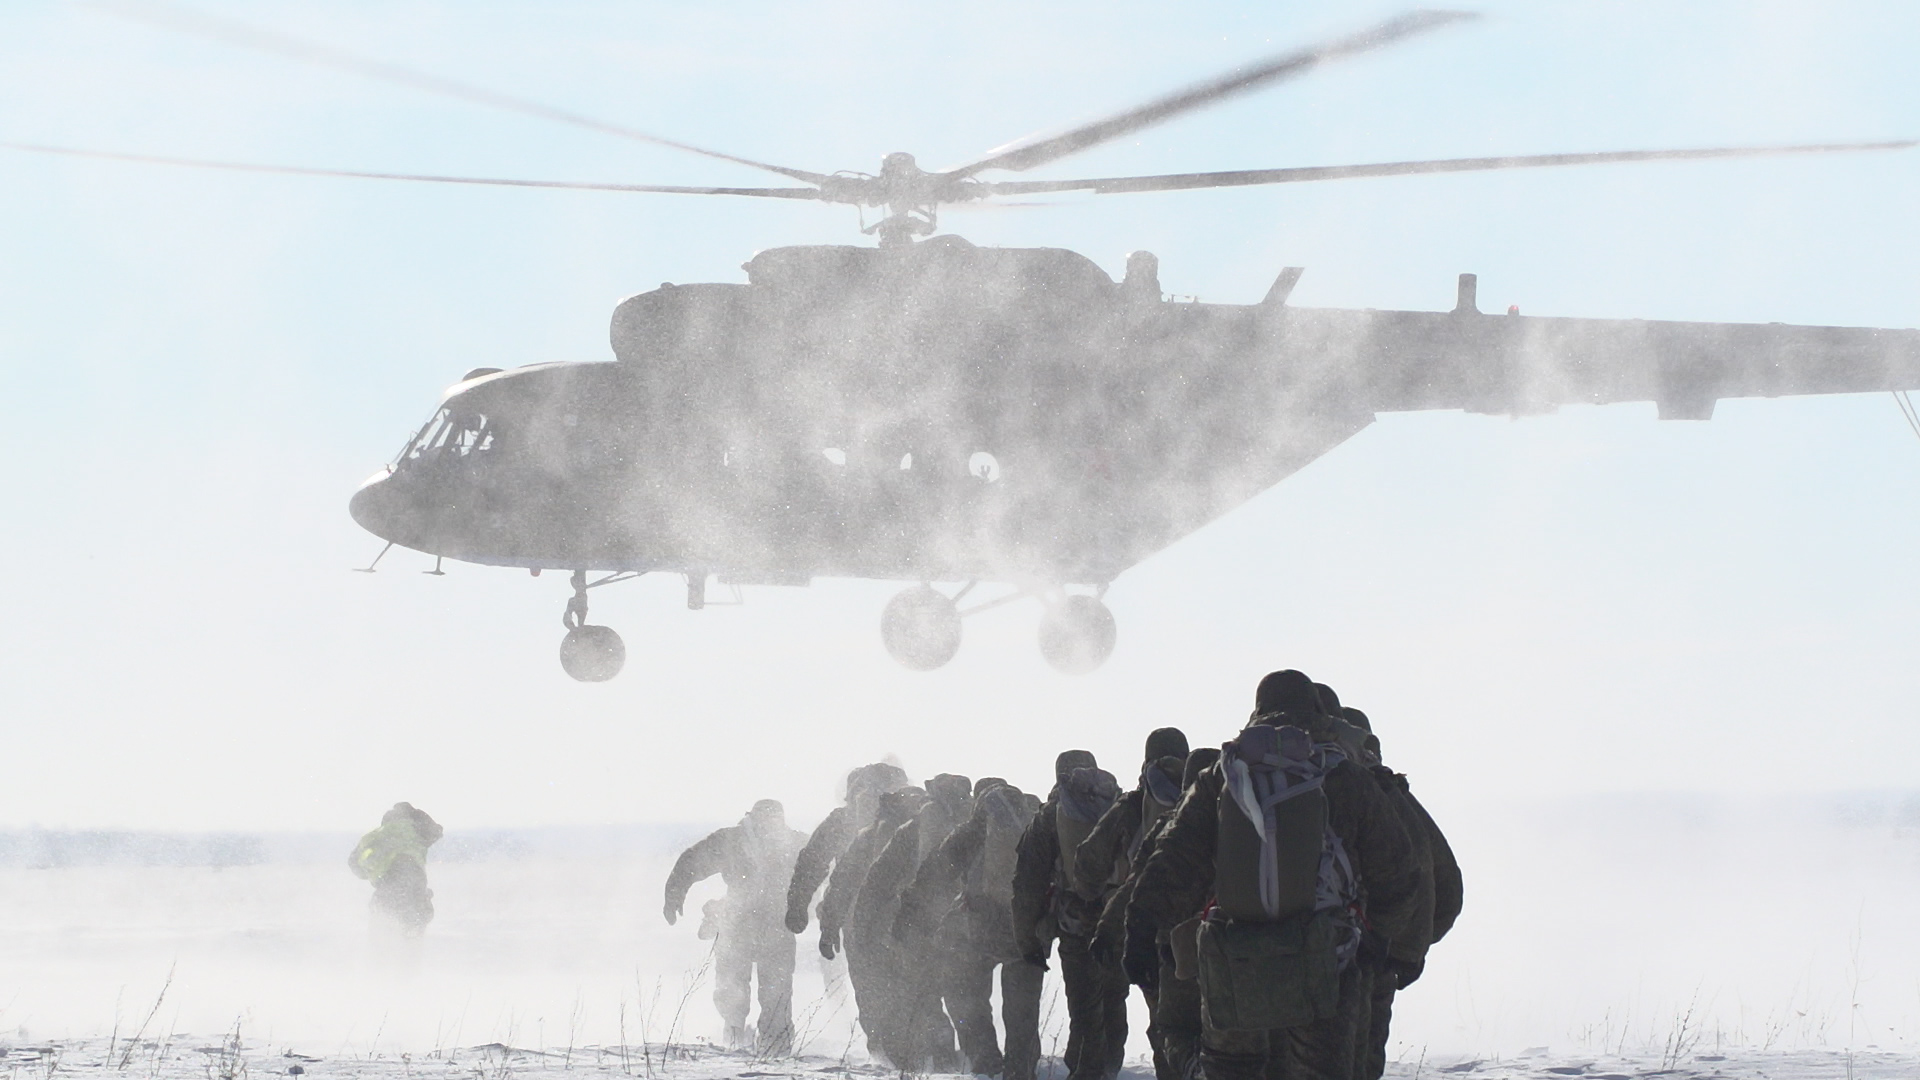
left=1198, top=722, right=1359, bottom=1031
left=1051, top=765, right=1120, bottom=934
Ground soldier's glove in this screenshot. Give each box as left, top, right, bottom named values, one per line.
left=1355, top=930, right=1393, bottom=972
left=1120, top=914, right=1160, bottom=990
left=1122, top=942, right=1159, bottom=992
left=1387, top=956, right=1425, bottom=989
left=818, top=927, right=840, bottom=961
left=663, top=901, right=681, bottom=926
left=1086, top=927, right=1113, bottom=968
left=784, top=908, right=809, bottom=935
left=1021, top=951, right=1051, bottom=972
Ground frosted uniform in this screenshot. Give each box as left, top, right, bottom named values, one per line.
left=896, top=782, right=1045, bottom=1080
left=1128, top=701, right=1420, bottom=1080
left=818, top=788, right=929, bottom=1054
left=848, top=774, right=973, bottom=1071
left=1357, top=763, right=1461, bottom=1080
left=664, top=800, right=808, bottom=1051
left=1013, top=752, right=1130, bottom=1080
left=785, top=762, right=910, bottom=941
left=1076, top=734, right=1195, bottom=1080
left=348, top=802, right=444, bottom=937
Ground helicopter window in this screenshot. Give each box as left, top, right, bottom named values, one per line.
left=403, top=408, right=493, bottom=463
left=969, top=452, right=1001, bottom=482
left=899, top=453, right=913, bottom=471
left=822, top=448, right=847, bottom=467
left=406, top=409, right=452, bottom=460
left=448, top=414, right=493, bottom=456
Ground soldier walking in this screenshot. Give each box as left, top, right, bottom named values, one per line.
left=896, top=780, right=1046, bottom=1080
left=785, top=763, right=910, bottom=948
left=1128, top=671, right=1423, bottom=1080
left=1013, top=751, right=1127, bottom=1080
left=348, top=802, right=444, bottom=938
left=664, top=799, right=808, bottom=1052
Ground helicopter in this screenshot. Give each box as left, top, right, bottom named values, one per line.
left=16, top=9, right=1919, bottom=681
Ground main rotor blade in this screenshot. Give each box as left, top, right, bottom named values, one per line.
left=981, top=140, right=1918, bottom=196
left=940, top=9, right=1475, bottom=181
left=0, top=141, right=827, bottom=198
left=84, top=0, right=833, bottom=186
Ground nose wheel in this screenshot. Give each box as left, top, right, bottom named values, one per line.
left=559, top=570, right=627, bottom=682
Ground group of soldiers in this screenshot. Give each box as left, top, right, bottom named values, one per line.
left=663, top=668, right=1462, bottom=1080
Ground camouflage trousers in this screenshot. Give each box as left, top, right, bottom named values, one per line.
left=714, top=922, right=796, bottom=1053
left=1058, top=933, right=1130, bottom=1080
left=1198, top=963, right=1370, bottom=1080
left=943, top=948, right=1044, bottom=1080
left=1150, top=950, right=1203, bottom=1080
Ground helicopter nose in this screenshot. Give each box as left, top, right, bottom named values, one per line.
left=349, top=468, right=406, bottom=543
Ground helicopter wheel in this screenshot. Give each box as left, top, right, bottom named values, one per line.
left=881, top=585, right=962, bottom=671
left=1037, top=595, right=1116, bottom=674
left=560, top=624, right=626, bottom=682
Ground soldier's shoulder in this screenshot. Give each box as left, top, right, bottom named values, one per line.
left=1323, top=759, right=1389, bottom=801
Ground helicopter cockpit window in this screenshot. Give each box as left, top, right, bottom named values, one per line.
left=448, top=413, right=494, bottom=456
left=401, top=408, right=494, bottom=465
left=401, top=409, right=451, bottom=462
left=968, top=451, right=1001, bottom=482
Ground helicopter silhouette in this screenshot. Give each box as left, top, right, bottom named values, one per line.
left=17, top=9, right=1918, bottom=680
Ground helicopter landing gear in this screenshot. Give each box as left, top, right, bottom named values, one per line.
left=881, top=584, right=963, bottom=671
left=561, top=624, right=625, bottom=682
left=558, top=569, right=628, bottom=682
left=1037, top=593, right=1117, bottom=674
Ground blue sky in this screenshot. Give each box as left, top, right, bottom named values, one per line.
left=1, top=0, right=1918, bottom=831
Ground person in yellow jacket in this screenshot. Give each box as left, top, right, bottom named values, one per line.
left=348, top=802, right=445, bottom=936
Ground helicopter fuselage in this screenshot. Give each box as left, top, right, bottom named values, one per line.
left=349, top=234, right=1920, bottom=593
left=349, top=236, right=1374, bottom=586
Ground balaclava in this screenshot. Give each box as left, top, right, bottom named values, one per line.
left=1143, top=727, right=1189, bottom=764
left=1182, top=747, right=1222, bottom=788
left=1253, top=670, right=1320, bottom=717
left=926, top=773, right=973, bottom=813
left=1313, top=682, right=1342, bottom=716
left=1053, top=750, right=1097, bottom=788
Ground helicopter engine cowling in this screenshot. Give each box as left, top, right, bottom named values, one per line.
left=609, top=282, right=751, bottom=366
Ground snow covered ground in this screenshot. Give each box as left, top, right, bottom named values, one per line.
left=3, top=1037, right=1917, bottom=1080
left=1, top=792, right=1915, bottom=1071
